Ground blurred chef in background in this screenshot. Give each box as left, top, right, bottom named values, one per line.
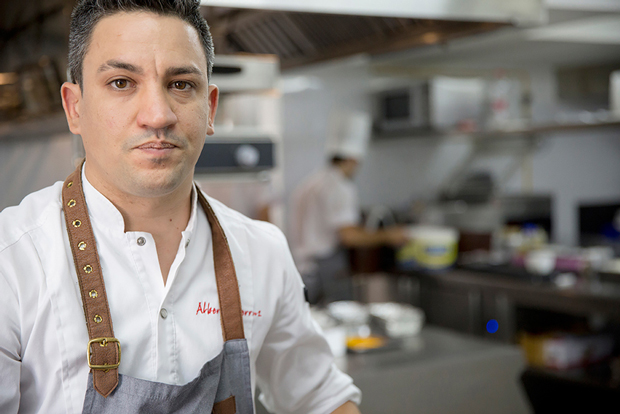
left=290, top=110, right=408, bottom=304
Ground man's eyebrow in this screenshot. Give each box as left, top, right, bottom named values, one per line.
left=97, top=60, right=143, bottom=75
left=165, top=66, right=204, bottom=78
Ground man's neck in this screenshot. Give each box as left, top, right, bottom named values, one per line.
left=83, top=166, right=194, bottom=285
left=118, top=187, right=193, bottom=235
left=83, top=166, right=193, bottom=235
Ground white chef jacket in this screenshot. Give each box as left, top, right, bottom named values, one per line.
left=290, top=166, right=360, bottom=274
left=0, top=169, right=361, bottom=414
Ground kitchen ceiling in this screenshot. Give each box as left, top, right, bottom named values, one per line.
left=0, top=0, right=68, bottom=40
left=0, top=0, right=72, bottom=72
left=0, top=2, right=617, bottom=77
left=0, top=0, right=508, bottom=72
left=3, top=0, right=616, bottom=74
left=371, top=9, right=620, bottom=72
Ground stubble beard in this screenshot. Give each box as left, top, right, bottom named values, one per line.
left=120, top=130, right=195, bottom=198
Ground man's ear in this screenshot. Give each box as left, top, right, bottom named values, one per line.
left=61, top=82, right=82, bottom=135
left=206, top=84, right=219, bottom=136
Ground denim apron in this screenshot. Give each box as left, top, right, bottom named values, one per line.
left=62, top=164, right=254, bottom=414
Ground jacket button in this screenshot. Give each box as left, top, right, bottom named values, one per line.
left=137, top=237, right=146, bottom=246
left=160, top=308, right=168, bottom=319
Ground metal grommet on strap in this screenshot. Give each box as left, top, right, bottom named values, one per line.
left=63, top=163, right=120, bottom=398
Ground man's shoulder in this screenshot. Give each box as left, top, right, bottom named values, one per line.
left=310, top=167, right=352, bottom=195
left=292, top=168, right=332, bottom=201
left=0, top=182, right=63, bottom=252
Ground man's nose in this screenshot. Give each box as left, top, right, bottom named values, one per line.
left=136, top=86, right=178, bottom=131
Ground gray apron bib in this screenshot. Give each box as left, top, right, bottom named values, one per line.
left=62, top=164, right=254, bottom=414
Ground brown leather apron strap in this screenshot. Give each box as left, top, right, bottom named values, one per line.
left=62, top=163, right=119, bottom=398
left=197, top=190, right=245, bottom=341
left=62, top=163, right=245, bottom=398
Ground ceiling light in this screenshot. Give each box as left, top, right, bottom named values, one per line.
left=0, top=73, right=18, bottom=86
left=422, top=32, right=441, bottom=44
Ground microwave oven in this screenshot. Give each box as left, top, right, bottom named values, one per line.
left=374, top=77, right=488, bottom=136
left=374, top=83, right=430, bottom=133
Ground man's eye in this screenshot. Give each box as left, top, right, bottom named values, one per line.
left=112, top=79, right=129, bottom=89
left=172, top=81, right=191, bottom=90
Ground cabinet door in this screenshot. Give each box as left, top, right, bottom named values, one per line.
left=421, top=283, right=482, bottom=335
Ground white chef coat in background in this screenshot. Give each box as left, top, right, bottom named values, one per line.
left=0, top=170, right=361, bottom=414
left=290, top=166, right=360, bottom=275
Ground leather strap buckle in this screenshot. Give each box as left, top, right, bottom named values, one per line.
left=87, top=337, right=121, bottom=370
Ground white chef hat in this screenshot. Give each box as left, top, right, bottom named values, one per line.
left=325, top=110, right=372, bottom=160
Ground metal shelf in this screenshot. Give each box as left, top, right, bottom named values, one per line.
left=0, top=112, right=69, bottom=141
left=374, top=118, right=620, bottom=141
left=431, top=118, right=620, bottom=195
left=210, top=125, right=275, bottom=140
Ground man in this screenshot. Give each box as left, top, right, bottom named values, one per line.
left=290, top=112, right=407, bottom=304
left=0, top=1, right=361, bottom=413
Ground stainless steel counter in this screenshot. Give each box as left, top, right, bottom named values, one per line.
left=412, top=268, right=620, bottom=319
left=255, top=326, right=530, bottom=414
left=341, top=326, right=530, bottom=414
left=384, top=268, right=620, bottom=342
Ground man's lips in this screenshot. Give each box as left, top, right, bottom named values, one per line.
left=135, top=141, right=177, bottom=150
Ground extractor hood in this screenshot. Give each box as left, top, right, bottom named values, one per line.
left=201, top=1, right=544, bottom=70
left=201, top=0, right=544, bottom=25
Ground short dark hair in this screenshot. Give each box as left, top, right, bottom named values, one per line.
left=331, top=156, right=346, bottom=165
left=68, top=0, right=214, bottom=89
left=331, top=155, right=357, bottom=165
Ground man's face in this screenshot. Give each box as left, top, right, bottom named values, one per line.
left=61, top=11, right=218, bottom=199
left=342, top=158, right=360, bottom=179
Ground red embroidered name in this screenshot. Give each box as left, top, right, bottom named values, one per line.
left=196, top=302, right=262, bottom=317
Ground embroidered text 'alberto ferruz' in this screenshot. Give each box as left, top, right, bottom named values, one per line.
left=196, top=302, right=262, bottom=317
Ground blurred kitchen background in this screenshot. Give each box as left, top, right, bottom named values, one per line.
left=2, top=0, right=620, bottom=412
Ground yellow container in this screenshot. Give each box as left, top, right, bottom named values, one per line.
left=519, top=332, right=553, bottom=367
left=397, top=225, right=459, bottom=271
left=518, top=332, right=615, bottom=369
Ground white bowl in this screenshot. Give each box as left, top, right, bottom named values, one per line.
left=525, top=249, right=556, bottom=275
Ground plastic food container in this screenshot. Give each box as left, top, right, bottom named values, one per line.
left=368, top=302, right=425, bottom=338
left=397, top=225, right=459, bottom=271
left=326, top=301, right=369, bottom=326
left=524, top=249, right=557, bottom=275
